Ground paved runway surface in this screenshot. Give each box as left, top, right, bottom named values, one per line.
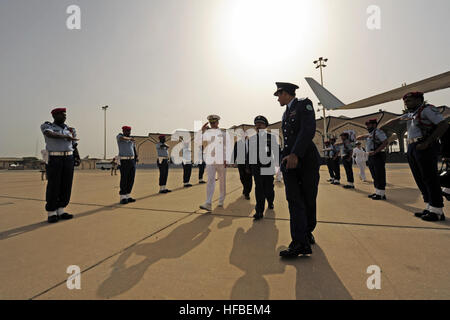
left=0, top=165, right=449, bottom=300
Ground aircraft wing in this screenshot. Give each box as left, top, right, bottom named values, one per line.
left=306, top=71, right=450, bottom=110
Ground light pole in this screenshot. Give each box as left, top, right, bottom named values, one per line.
left=101, top=105, right=108, bottom=160
left=313, top=57, right=328, bottom=140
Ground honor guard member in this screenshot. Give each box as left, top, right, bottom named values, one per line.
left=365, top=119, right=388, bottom=200
left=199, top=114, right=228, bottom=211
left=330, top=137, right=341, bottom=185
left=180, top=136, right=193, bottom=188
left=249, top=115, right=278, bottom=220
left=156, top=135, right=171, bottom=193
left=233, top=131, right=252, bottom=200
left=323, top=140, right=335, bottom=182
left=340, top=132, right=355, bottom=189
left=400, top=92, right=448, bottom=221
left=274, top=82, right=320, bottom=257
left=41, top=108, right=80, bottom=223
left=117, top=126, right=138, bottom=204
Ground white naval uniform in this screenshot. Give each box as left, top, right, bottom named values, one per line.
left=353, top=147, right=368, bottom=181
left=202, top=128, right=228, bottom=205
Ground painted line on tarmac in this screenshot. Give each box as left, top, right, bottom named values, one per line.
left=29, top=212, right=197, bottom=300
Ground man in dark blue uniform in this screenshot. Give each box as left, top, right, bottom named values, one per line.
left=117, top=126, right=138, bottom=204
left=248, top=115, right=278, bottom=220
left=274, top=82, right=320, bottom=257
left=233, top=132, right=252, bottom=200
left=41, top=108, right=81, bottom=223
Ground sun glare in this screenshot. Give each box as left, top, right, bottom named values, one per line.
left=221, top=0, right=317, bottom=68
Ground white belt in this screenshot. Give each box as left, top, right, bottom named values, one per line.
left=158, top=157, right=168, bottom=162
left=120, top=156, right=134, bottom=160
left=407, top=137, right=423, bottom=145
left=49, top=151, right=73, bottom=156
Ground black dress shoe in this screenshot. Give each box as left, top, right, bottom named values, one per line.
left=368, top=193, right=377, bottom=198
left=253, top=213, right=263, bottom=220
left=184, top=184, right=193, bottom=188
left=372, top=195, right=386, bottom=200
left=422, top=212, right=446, bottom=221
left=414, top=210, right=430, bottom=218
left=343, top=185, right=355, bottom=189
left=279, top=243, right=312, bottom=257
left=59, top=213, right=73, bottom=220
left=268, top=203, right=274, bottom=209
left=166, top=189, right=172, bottom=193
left=47, top=215, right=59, bottom=223
left=127, top=198, right=136, bottom=203
left=332, top=181, right=340, bottom=185
left=244, top=194, right=250, bottom=200
left=159, top=190, right=168, bottom=194
left=199, top=181, right=206, bottom=184
left=120, top=198, right=129, bottom=204
left=307, top=233, right=315, bottom=245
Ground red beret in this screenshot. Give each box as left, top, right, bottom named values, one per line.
left=365, top=118, right=378, bottom=125
left=51, top=108, right=66, bottom=115
left=122, top=126, right=132, bottom=131
left=403, top=92, right=423, bottom=100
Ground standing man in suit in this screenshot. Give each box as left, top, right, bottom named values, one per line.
left=249, top=115, right=278, bottom=220
left=274, top=82, right=320, bottom=257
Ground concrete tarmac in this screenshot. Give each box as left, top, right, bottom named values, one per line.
left=0, top=165, right=449, bottom=300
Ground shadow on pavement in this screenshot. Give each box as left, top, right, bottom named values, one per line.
left=97, top=214, right=214, bottom=298
left=280, top=244, right=353, bottom=300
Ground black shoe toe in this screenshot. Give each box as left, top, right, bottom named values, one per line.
left=59, top=213, right=73, bottom=220
left=127, top=198, right=136, bottom=203
left=47, top=215, right=59, bottom=223
left=414, top=210, right=429, bottom=218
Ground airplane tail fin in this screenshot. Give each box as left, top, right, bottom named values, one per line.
left=305, top=77, right=345, bottom=110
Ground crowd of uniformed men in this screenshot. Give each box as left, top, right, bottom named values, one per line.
left=41, top=84, right=448, bottom=257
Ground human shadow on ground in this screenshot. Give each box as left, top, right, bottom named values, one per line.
left=97, top=213, right=214, bottom=298
left=280, top=244, right=353, bottom=300
left=228, top=209, right=352, bottom=300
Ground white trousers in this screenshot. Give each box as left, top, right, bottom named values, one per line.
left=356, top=161, right=366, bottom=181
left=206, top=164, right=226, bottom=204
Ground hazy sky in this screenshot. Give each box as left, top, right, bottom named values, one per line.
left=1, top=0, right=449, bottom=158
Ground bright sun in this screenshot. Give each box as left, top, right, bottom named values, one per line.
left=221, top=0, right=317, bottom=67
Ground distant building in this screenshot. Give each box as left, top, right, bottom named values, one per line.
left=133, top=109, right=450, bottom=165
